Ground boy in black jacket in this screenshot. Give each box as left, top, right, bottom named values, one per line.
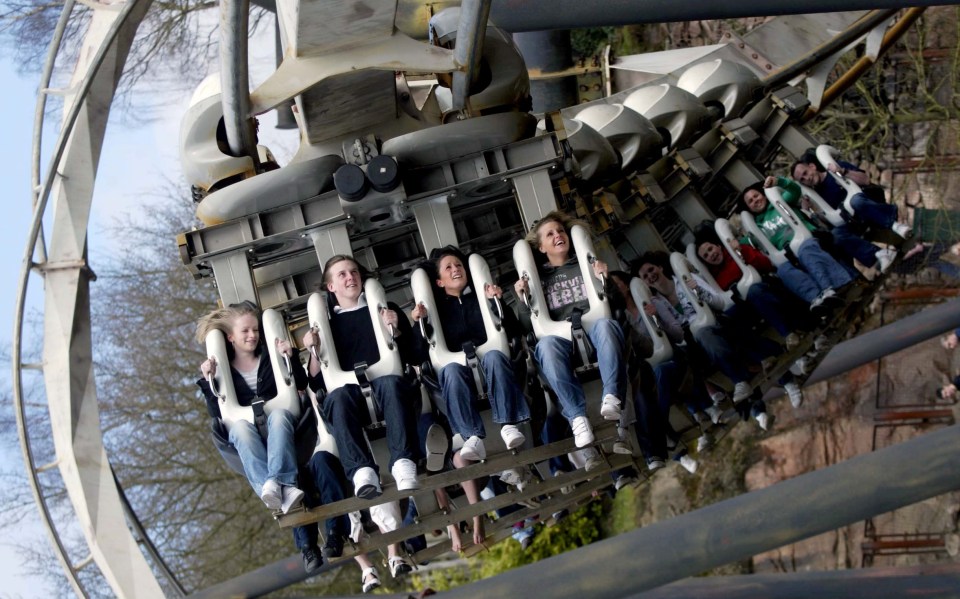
left=301, top=255, right=421, bottom=498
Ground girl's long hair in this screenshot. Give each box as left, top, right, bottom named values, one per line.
left=523, top=210, right=592, bottom=268
left=194, top=301, right=262, bottom=358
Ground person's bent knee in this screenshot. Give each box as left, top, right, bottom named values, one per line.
left=268, top=408, right=296, bottom=427
left=534, top=335, right=569, bottom=362
left=228, top=420, right=259, bottom=444
left=483, top=349, right=511, bottom=367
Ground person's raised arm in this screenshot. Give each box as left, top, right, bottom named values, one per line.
left=686, top=272, right=726, bottom=312
left=741, top=244, right=774, bottom=274
left=300, top=329, right=325, bottom=392
left=408, top=302, right=430, bottom=361
left=652, top=296, right=684, bottom=344
left=196, top=357, right=222, bottom=418
left=387, top=302, right=425, bottom=366
left=827, top=161, right=870, bottom=186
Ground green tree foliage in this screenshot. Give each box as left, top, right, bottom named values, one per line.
left=412, top=499, right=608, bottom=593
left=0, top=0, right=272, bottom=100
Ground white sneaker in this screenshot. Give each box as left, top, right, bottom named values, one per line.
left=809, top=294, right=825, bottom=311
left=388, top=555, right=413, bottom=578
left=554, top=471, right=575, bottom=494
left=353, top=467, right=382, bottom=500
left=820, top=288, right=837, bottom=301
left=280, top=486, right=305, bottom=514
left=697, top=433, right=714, bottom=453
left=612, top=440, right=633, bottom=455
left=792, top=355, right=815, bottom=376
left=361, top=567, right=381, bottom=594
left=732, top=381, right=752, bottom=403
left=600, top=394, right=622, bottom=420
left=891, top=221, right=912, bottom=239
left=646, top=458, right=666, bottom=472
left=875, top=248, right=897, bottom=272
left=710, top=391, right=727, bottom=405
left=424, top=423, right=448, bottom=472
left=785, top=382, right=804, bottom=408
left=500, top=424, right=526, bottom=450
left=579, top=447, right=604, bottom=472
left=391, top=458, right=420, bottom=492
left=500, top=467, right=531, bottom=491
left=459, top=435, right=486, bottom=461
left=784, top=332, right=801, bottom=350
left=570, top=416, right=595, bottom=448
left=679, top=454, right=698, bottom=474
left=260, top=479, right=282, bottom=510
left=814, top=334, right=832, bottom=352
left=756, top=412, right=771, bottom=431
left=614, top=474, right=638, bottom=491
left=705, top=405, right=724, bottom=425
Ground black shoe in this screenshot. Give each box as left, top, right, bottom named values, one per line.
left=301, top=546, right=323, bottom=574
left=321, top=533, right=344, bottom=559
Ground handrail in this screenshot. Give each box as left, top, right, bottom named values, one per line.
left=29, top=0, right=76, bottom=265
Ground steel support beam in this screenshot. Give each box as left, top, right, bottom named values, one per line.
left=515, top=30, right=578, bottom=112
left=394, top=1, right=955, bottom=37
left=437, top=424, right=960, bottom=598
left=807, top=297, right=960, bottom=386
left=220, top=0, right=260, bottom=164
left=451, top=0, right=492, bottom=115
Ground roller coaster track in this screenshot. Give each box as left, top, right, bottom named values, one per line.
left=11, top=2, right=960, bottom=597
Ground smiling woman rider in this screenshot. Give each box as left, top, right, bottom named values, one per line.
left=513, top=211, right=627, bottom=448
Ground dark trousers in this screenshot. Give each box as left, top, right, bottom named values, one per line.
left=321, top=375, right=418, bottom=478
left=292, top=451, right=351, bottom=550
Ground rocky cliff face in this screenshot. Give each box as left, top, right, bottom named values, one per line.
left=747, top=311, right=960, bottom=574
left=622, top=300, right=960, bottom=577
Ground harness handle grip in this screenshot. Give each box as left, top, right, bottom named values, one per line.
left=378, top=305, right=397, bottom=350
left=519, top=272, right=537, bottom=317
left=206, top=371, right=225, bottom=400
left=279, top=347, right=293, bottom=387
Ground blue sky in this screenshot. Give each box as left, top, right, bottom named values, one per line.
left=1, top=58, right=59, bottom=599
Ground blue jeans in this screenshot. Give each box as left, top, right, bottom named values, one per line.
left=727, top=281, right=800, bottom=337
left=228, top=408, right=298, bottom=495
left=540, top=410, right=576, bottom=476
left=850, top=192, right=897, bottom=229
left=631, top=361, right=668, bottom=461
left=691, top=325, right=751, bottom=384
left=321, top=375, right=418, bottom=479
left=292, top=451, right=351, bottom=550
left=777, top=261, right=821, bottom=303
left=832, top=222, right=881, bottom=268
left=796, top=238, right=854, bottom=291
left=533, top=318, right=626, bottom=420
left=438, top=350, right=531, bottom=439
